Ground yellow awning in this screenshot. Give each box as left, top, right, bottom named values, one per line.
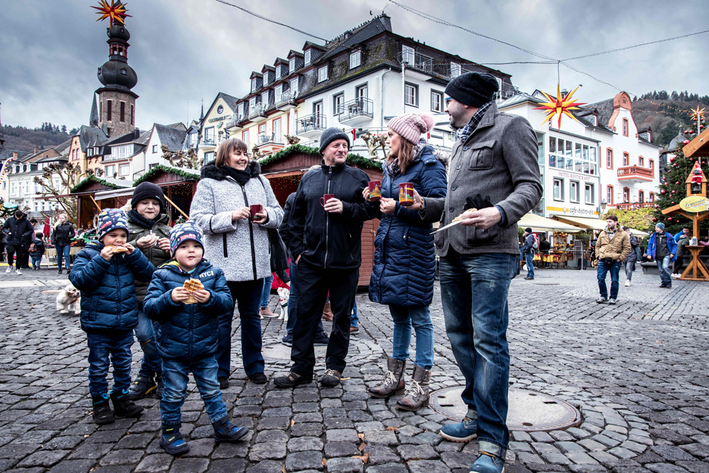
left=518, top=213, right=584, bottom=233
left=552, top=215, right=606, bottom=231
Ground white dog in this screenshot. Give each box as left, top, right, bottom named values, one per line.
left=56, top=284, right=81, bottom=315
left=276, top=287, right=290, bottom=320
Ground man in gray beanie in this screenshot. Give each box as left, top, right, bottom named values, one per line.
left=275, top=128, right=378, bottom=389
left=412, top=72, right=542, bottom=473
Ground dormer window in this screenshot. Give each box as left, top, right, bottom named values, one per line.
left=349, top=50, right=361, bottom=69
left=275, top=65, right=282, bottom=79
left=275, top=84, right=283, bottom=103
left=318, top=65, right=328, bottom=83
left=450, top=62, right=461, bottom=78
left=290, top=78, right=299, bottom=97
left=289, top=57, right=296, bottom=71
left=251, top=78, right=258, bottom=92
left=249, top=97, right=256, bottom=110
left=261, top=91, right=269, bottom=107
left=304, top=49, right=311, bottom=65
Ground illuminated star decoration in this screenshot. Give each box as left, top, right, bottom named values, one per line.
left=92, top=0, right=131, bottom=27
left=535, top=84, right=585, bottom=128
left=690, top=106, right=705, bottom=123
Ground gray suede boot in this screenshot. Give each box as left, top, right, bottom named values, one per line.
left=368, top=356, right=406, bottom=398
left=396, top=364, right=430, bottom=411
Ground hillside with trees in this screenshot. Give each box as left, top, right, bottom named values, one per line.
left=1, top=123, right=77, bottom=154
left=632, top=91, right=708, bottom=147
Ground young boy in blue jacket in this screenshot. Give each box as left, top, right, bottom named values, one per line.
left=69, top=209, right=155, bottom=425
left=144, top=221, right=248, bottom=455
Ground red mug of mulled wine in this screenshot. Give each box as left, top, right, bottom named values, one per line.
left=399, top=182, right=414, bottom=206
left=368, top=180, right=382, bottom=200
left=320, top=194, right=335, bottom=207
left=250, top=204, right=264, bottom=219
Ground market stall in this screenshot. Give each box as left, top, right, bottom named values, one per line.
left=518, top=213, right=584, bottom=268
left=132, top=165, right=199, bottom=223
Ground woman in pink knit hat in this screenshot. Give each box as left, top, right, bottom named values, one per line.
left=363, top=113, right=447, bottom=411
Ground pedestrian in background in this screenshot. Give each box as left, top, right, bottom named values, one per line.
left=414, top=71, right=542, bottom=473
left=521, top=228, right=536, bottom=280
left=365, top=112, right=447, bottom=411
left=51, top=213, right=75, bottom=274
left=595, top=215, right=631, bottom=304
left=646, top=222, right=677, bottom=288
left=622, top=226, right=638, bottom=287
left=3, top=210, right=34, bottom=275
left=191, top=138, right=283, bottom=387
left=29, top=232, right=45, bottom=270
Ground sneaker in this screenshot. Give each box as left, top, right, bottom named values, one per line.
left=218, top=377, right=229, bottom=389
left=624, top=280, right=630, bottom=287
left=5, top=267, right=11, bottom=274
left=127, top=375, right=156, bottom=401
left=470, top=451, right=505, bottom=473
left=320, top=369, right=341, bottom=387
left=608, top=298, right=617, bottom=305
left=281, top=334, right=293, bottom=347
left=274, top=371, right=313, bottom=388
left=524, top=276, right=534, bottom=280
left=313, top=331, right=329, bottom=346
left=57, top=269, right=62, bottom=274
left=596, top=297, right=607, bottom=304
left=15, top=269, right=21, bottom=275
left=160, top=425, right=189, bottom=456
left=213, top=417, right=249, bottom=443
left=249, top=372, right=267, bottom=384
left=440, top=415, right=477, bottom=442
left=350, top=326, right=359, bottom=335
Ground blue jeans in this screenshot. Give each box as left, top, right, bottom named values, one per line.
left=390, top=304, right=434, bottom=369
left=225, top=279, right=264, bottom=377
left=161, top=356, right=227, bottom=426
left=625, top=261, right=635, bottom=281
left=351, top=299, right=359, bottom=328
left=597, top=259, right=621, bottom=299
left=30, top=255, right=42, bottom=268
left=286, top=261, right=324, bottom=336
left=525, top=253, right=534, bottom=278
left=56, top=245, right=71, bottom=270
left=657, top=255, right=672, bottom=286
left=439, top=252, right=516, bottom=452
left=135, top=309, right=162, bottom=378
left=86, top=330, right=134, bottom=398
left=260, top=275, right=273, bottom=308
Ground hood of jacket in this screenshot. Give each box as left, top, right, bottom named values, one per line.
left=200, top=161, right=261, bottom=181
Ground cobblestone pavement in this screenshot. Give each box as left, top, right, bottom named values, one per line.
left=0, top=267, right=708, bottom=472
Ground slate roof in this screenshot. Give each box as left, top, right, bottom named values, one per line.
left=582, top=99, right=614, bottom=129
left=78, top=125, right=108, bottom=152
left=154, top=124, right=187, bottom=152
left=54, top=139, right=73, bottom=156
left=317, top=15, right=392, bottom=63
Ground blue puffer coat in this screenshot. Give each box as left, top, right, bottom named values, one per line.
left=369, top=145, right=447, bottom=307
left=69, top=242, right=155, bottom=333
left=143, top=259, right=233, bottom=361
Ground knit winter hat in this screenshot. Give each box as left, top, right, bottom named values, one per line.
left=525, top=228, right=533, bottom=233
left=388, top=113, right=434, bottom=144
left=97, top=209, right=129, bottom=241
left=169, top=221, right=204, bottom=257
left=445, top=72, right=499, bottom=107
left=656, top=223, right=665, bottom=231
left=319, top=127, right=350, bottom=155
left=131, top=182, right=166, bottom=214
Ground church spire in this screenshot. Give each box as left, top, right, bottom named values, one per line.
left=89, top=93, right=99, bottom=127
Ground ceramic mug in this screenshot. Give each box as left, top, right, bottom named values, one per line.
left=368, top=180, right=382, bottom=200
left=250, top=204, right=264, bottom=219
left=399, top=182, right=414, bottom=206
left=320, top=194, right=335, bottom=207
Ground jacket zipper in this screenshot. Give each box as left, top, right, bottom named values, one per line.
left=239, top=184, right=258, bottom=280
left=324, top=167, right=333, bottom=269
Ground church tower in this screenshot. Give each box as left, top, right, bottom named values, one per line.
left=95, top=6, right=138, bottom=138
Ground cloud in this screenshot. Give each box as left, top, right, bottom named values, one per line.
left=1, top=0, right=708, bottom=131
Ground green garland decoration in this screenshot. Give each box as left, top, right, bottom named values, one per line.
left=133, top=164, right=200, bottom=186
left=258, top=144, right=382, bottom=171
left=70, top=175, right=123, bottom=193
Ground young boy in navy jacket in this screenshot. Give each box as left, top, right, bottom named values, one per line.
left=144, top=221, right=248, bottom=455
left=69, top=209, right=155, bottom=425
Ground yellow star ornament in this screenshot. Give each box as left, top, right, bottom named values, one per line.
left=535, top=85, right=585, bottom=128
left=92, top=0, right=131, bottom=27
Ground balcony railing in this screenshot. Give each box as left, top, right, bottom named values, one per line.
left=276, top=90, right=297, bottom=109
left=336, top=98, right=374, bottom=125
left=617, top=165, right=654, bottom=180
left=296, top=114, right=327, bottom=137
left=248, top=104, right=266, bottom=119
left=611, top=202, right=656, bottom=211
left=401, top=52, right=433, bottom=74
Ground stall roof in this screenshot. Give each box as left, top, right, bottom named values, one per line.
left=683, top=126, right=709, bottom=158
left=95, top=187, right=135, bottom=201
left=518, top=213, right=584, bottom=233
left=552, top=215, right=606, bottom=231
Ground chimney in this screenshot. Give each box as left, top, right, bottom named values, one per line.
left=12, top=152, right=18, bottom=160
left=34, top=146, right=39, bottom=153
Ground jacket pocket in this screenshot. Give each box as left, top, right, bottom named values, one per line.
left=465, top=224, right=501, bottom=246
left=434, top=211, right=446, bottom=248
left=467, top=140, right=496, bottom=170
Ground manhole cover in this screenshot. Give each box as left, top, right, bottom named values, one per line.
left=430, top=387, right=581, bottom=431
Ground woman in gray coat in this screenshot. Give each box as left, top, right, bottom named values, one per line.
left=190, top=138, right=283, bottom=387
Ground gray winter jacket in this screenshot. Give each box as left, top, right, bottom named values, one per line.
left=190, top=162, right=283, bottom=282
left=421, top=102, right=543, bottom=256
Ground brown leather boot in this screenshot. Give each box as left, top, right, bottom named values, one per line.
left=322, top=302, right=334, bottom=321
left=396, top=364, right=430, bottom=411
left=368, top=356, right=406, bottom=398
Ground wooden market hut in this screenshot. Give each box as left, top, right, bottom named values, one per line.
left=132, top=165, right=199, bottom=223
left=71, top=176, right=133, bottom=229
left=259, top=145, right=383, bottom=287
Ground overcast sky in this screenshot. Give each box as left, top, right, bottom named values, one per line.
left=1, top=0, right=708, bottom=131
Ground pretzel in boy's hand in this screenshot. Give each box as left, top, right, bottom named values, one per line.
left=183, top=278, right=204, bottom=305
